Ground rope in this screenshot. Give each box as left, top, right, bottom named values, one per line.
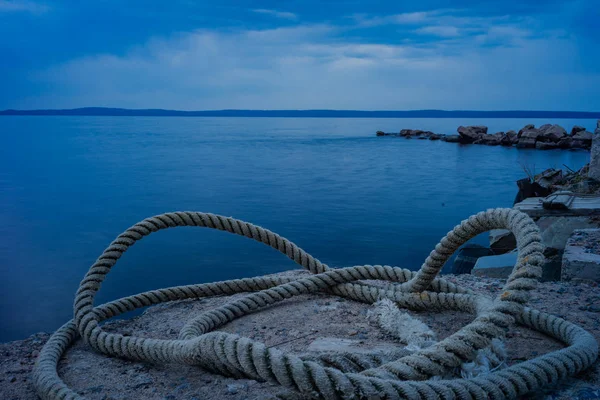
left=32, top=209, right=598, bottom=399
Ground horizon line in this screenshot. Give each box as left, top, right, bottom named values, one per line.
left=1, top=107, right=599, bottom=119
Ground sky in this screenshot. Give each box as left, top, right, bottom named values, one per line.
left=1, top=0, right=599, bottom=111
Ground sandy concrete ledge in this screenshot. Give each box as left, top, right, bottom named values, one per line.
left=1, top=271, right=599, bottom=399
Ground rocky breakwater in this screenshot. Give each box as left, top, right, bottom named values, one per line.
left=376, top=120, right=599, bottom=150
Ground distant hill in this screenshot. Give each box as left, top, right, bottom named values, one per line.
left=1, top=107, right=599, bottom=119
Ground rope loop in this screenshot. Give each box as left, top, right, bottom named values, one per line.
left=32, top=209, right=598, bottom=400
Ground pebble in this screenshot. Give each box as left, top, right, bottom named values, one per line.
left=31, top=350, right=39, bottom=358
left=226, top=383, right=246, bottom=394
left=9, top=376, right=16, bottom=383
left=348, top=330, right=358, bottom=336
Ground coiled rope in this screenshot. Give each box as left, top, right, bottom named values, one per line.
left=32, top=208, right=598, bottom=399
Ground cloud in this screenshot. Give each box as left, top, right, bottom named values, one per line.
left=0, top=0, right=48, bottom=14
left=416, top=25, right=461, bottom=37
left=17, top=9, right=600, bottom=111
left=252, top=9, right=297, bottom=20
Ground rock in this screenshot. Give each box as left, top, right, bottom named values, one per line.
left=562, top=229, right=600, bottom=282
left=590, top=134, right=600, bottom=180
left=428, top=133, right=442, bottom=140
left=376, top=131, right=386, bottom=136
left=475, top=134, right=502, bottom=146
left=596, top=119, right=600, bottom=133
left=572, top=130, right=593, bottom=147
left=226, top=384, right=247, bottom=395
left=518, top=124, right=535, bottom=137
left=457, top=125, right=487, bottom=143
left=442, top=135, right=461, bottom=143
left=450, top=244, right=494, bottom=274
left=501, top=131, right=518, bottom=146
left=9, top=376, right=16, bottom=383
left=536, top=142, right=559, bottom=150
left=558, top=137, right=574, bottom=149
left=399, top=129, right=413, bottom=137
left=571, top=126, right=586, bottom=136
left=534, top=168, right=563, bottom=189
left=516, top=127, right=541, bottom=148
left=489, top=229, right=516, bottom=254
left=472, top=252, right=518, bottom=279
left=539, top=216, right=597, bottom=251
left=538, top=124, right=567, bottom=143
left=571, top=139, right=589, bottom=149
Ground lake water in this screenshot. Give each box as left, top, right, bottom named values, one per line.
left=0, top=116, right=594, bottom=342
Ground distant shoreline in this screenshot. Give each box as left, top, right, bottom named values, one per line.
left=1, top=107, right=599, bottom=119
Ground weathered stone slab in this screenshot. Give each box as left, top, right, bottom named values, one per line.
left=489, top=229, right=516, bottom=254
left=472, top=252, right=518, bottom=279
left=562, top=229, right=600, bottom=282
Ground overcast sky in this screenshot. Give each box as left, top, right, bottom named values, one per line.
left=1, top=0, right=599, bottom=110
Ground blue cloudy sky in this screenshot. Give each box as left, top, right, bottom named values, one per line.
left=1, top=0, right=599, bottom=110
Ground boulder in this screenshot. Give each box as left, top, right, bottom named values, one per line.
left=428, top=134, right=442, bottom=140
left=538, top=217, right=598, bottom=281
left=572, top=130, right=593, bottom=147
left=536, top=142, right=559, bottom=150
left=540, top=216, right=596, bottom=251
left=534, top=168, right=563, bottom=189
left=562, top=229, right=600, bottom=282
left=457, top=125, right=487, bottom=143
left=570, top=126, right=586, bottom=136
left=376, top=131, right=387, bottom=136
left=472, top=252, right=518, bottom=279
left=476, top=134, right=502, bottom=145
left=450, top=244, right=494, bottom=274
left=442, top=135, right=461, bottom=143
left=489, top=229, right=516, bottom=254
left=518, top=124, right=535, bottom=137
left=516, top=127, right=541, bottom=148
left=501, top=130, right=518, bottom=146
left=538, top=124, right=567, bottom=143
left=570, top=139, right=589, bottom=149
left=399, top=129, right=414, bottom=137
left=589, top=133, right=600, bottom=180
left=558, top=137, right=574, bottom=149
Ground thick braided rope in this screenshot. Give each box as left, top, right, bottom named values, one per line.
left=32, top=209, right=598, bottom=400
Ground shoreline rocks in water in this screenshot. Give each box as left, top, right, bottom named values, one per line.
left=377, top=120, right=600, bottom=150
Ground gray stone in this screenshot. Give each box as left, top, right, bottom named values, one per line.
left=501, top=130, right=518, bottom=146
left=457, top=125, right=487, bottom=143
left=538, top=124, right=567, bottom=142
left=558, top=136, right=574, bottom=149
left=516, top=127, right=543, bottom=148
left=428, top=133, right=442, bottom=140
left=562, top=229, right=600, bottom=282
left=472, top=252, right=518, bottom=279
left=590, top=133, right=600, bottom=180
left=534, top=168, right=563, bottom=189
left=571, top=125, right=586, bottom=136
left=489, top=229, right=516, bottom=254
left=573, top=130, right=593, bottom=146
left=518, top=124, right=535, bottom=137
left=475, top=134, right=502, bottom=145
left=442, top=135, right=461, bottom=143
left=539, top=216, right=597, bottom=250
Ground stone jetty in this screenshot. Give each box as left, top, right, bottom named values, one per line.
left=376, top=120, right=600, bottom=150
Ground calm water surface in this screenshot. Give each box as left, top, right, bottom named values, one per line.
left=0, top=116, right=594, bottom=341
